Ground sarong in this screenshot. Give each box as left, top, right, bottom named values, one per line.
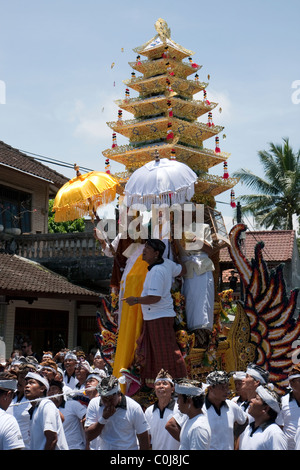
left=135, top=317, right=187, bottom=386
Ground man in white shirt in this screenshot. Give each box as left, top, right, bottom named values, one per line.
left=0, top=375, right=25, bottom=450
left=62, top=352, right=79, bottom=390
left=48, top=380, right=86, bottom=450
left=123, top=238, right=187, bottom=387
left=24, top=372, right=68, bottom=450
left=85, top=375, right=150, bottom=450
left=204, top=370, right=248, bottom=450
left=175, top=378, right=211, bottom=450
left=239, top=384, right=287, bottom=450
left=145, top=369, right=180, bottom=450
left=278, top=364, right=300, bottom=449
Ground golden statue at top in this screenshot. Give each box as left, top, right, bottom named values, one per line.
left=154, top=18, right=171, bottom=39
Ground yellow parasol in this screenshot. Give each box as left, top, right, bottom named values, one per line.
left=53, top=165, right=119, bottom=223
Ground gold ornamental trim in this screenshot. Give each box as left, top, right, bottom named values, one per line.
left=194, top=175, right=238, bottom=197
left=106, top=116, right=223, bottom=145
left=103, top=143, right=229, bottom=172
left=124, top=74, right=207, bottom=97
left=115, top=95, right=217, bottom=120
left=129, top=57, right=202, bottom=79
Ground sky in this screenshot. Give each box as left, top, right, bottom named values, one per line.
left=0, top=0, right=299, bottom=231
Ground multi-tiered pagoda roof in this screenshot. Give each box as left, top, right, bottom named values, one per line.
left=102, top=18, right=237, bottom=202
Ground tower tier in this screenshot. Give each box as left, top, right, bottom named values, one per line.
left=103, top=142, right=229, bottom=172
left=116, top=95, right=217, bottom=120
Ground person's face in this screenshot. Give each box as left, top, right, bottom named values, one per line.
left=248, top=393, right=267, bottom=419
left=24, top=378, right=46, bottom=400
left=240, top=374, right=259, bottom=399
left=21, top=343, right=31, bottom=355
left=0, top=390, right=14, bottom=410
left=142, top=244, right=159, bottom=264
left=209, top=383, right=229, bottom=402
left=154, top=380, right=174, bottom=401
left=101, top=393, right=120, bottom=408
left=234, top=379, right=243, bottom=395
left=40, top=368, right=56, bottom=382
left=48, top=385, right=63, bottom=407
left=177, top=394, right=190, bottom=415
left=93, top=356, right=105, bottom=369
left=75, top=366, right=89, bottom=382
left=64, top=358, right=76, bottom=373
left=289, top=377, right=300, bottom=395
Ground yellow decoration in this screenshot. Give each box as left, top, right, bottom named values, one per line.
left=53, top=171, right=119, bottom=222
left=112, top=254, right=149, bottom=387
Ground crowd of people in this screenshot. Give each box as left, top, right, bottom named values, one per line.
left=1, top=343, right=300, bottom=451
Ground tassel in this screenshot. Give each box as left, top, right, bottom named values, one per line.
left=215, top=136, right=221, bottom=153
left=166, top=78, right=173, bottom=93
left=155, top=150, right=160, bottom=162
left=194, top=73, right=199, bottom=81
left=203, top=90, right=210, bottom=105
left=170, top=149, right=176, bottom=160
left=166, top=122, right=174, bottom=140
left=112, top=133, right=118, bottom=148
left=125, top=88, right=130, bottom=101
left=131, top=71, right=136, bottom=79
left=166, top=62, right=174, bottom=76
left=105, top=158, right=111, bottom=174
left=223, top=161, right=229, bottom=179
left=162, top=46, right=169, bottom=58
left=167, top=100, right=173, bottom=117
left=207, top=112, right=214, bottom=127
left=188, top=57, right=198, bottom=68
left=118, top=110, right=123, bottom=123
left=136, top=55, right=141, bottom=65
left=230, top=189, right=236, bottom=208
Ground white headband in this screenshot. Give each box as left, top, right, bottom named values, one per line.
left=256, top=385, right=281, bottom=414
left=288, top=374, right=300, bottom=381
left=175, top=383, right=204, bottom=396
left=25, top=372, right=50, bottom=391
left=155, top=377, right=174, bottom=385
left=246, top=368, right=267, bottom=384
left=0, top=379, right=18, bottom=391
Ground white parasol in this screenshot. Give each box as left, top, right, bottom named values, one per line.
left=124, top=157, right=198, bottom=210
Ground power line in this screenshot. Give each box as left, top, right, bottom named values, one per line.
left=19, top=148, right=95, bottom=173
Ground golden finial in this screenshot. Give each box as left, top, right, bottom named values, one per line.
left=155, top=18, right=171, bottom=39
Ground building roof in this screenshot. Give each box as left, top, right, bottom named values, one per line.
left=0, top=141, right=68, bottom=189
left=0, top=253, right=100, bottom=301
left=220, top=230, right=296, bottom=266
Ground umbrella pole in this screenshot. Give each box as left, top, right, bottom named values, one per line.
left=92, top=210, right=117, bottom=257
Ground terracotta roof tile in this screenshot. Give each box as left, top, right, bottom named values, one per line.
left=0, top=141, right=68, bottom=189
left=0, top=253, right=99, bottom=300
left=220, top=230, right=296, bottom=263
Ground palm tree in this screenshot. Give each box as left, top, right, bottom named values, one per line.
left=233, top=138, right=300, bottom=230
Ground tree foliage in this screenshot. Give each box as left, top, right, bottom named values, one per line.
left=233, top=138, right=300, bottom=230
left=48, top=199, right=85, bottom=233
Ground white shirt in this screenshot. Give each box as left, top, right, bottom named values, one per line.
left=7, top=395, right=31, bottom=449
left=85, top=394, right=149, bottom=450
left=59, top=399, right=86, bottom=450
left=145, top=399, right=180, bottom=450
left=63, top=372, right=78, bottom=390
left=278, top=392, right=300, bottom=449
left=179, top=413, right=211, bottom=450
left=141, top=259, right=182, bottom=321
left=29, top=398, right=69, bottom=450
left=239, top=421, right=288, bottom=450
left=203, top=397, right=247, bottom=450
left=0, top=409, right=24, bottom=450
left=294, top=416, right=300, bottom=449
